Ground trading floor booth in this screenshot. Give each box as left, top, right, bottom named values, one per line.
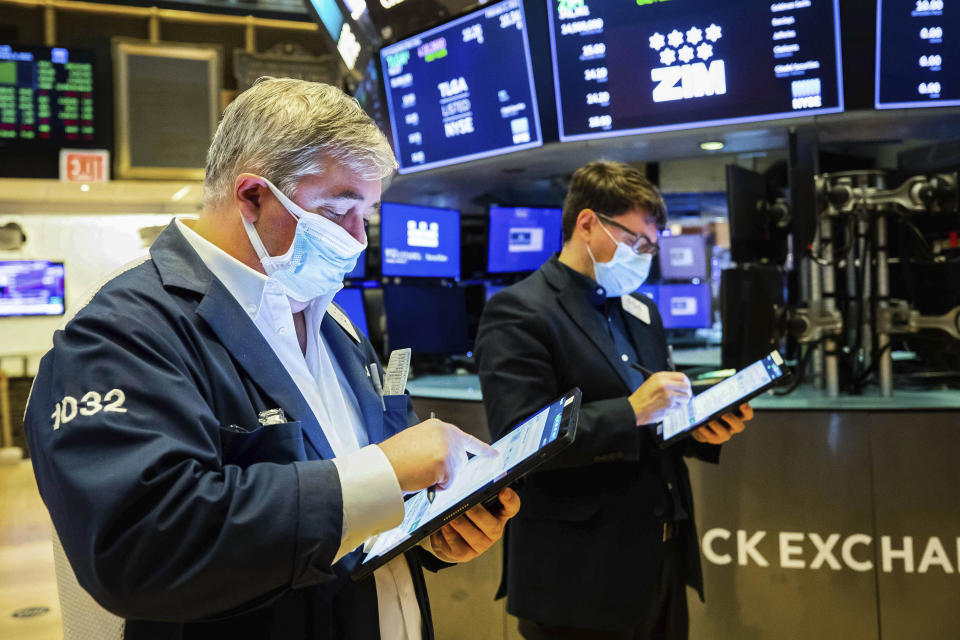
left=405, top=381, right=960, bottom=640
left=3, top=0, right=960, bottom=637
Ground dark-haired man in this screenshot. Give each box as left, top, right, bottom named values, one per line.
left=475, top=161, right=752, bottom=639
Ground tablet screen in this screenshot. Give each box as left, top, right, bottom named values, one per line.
left=361, top=394, right=572, bottom=564
left=661, top=351, right=785, bottom=441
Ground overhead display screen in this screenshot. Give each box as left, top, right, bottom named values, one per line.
left=380, top=0, right=543, bottom=173
left=0, top=45, right=95, bottom=144
left=876, top=0, right=958, bottom=108
left=546, top=0, right=844, bottom=141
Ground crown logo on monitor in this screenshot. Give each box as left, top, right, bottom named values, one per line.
left=407, top=220, right=440, bottom=248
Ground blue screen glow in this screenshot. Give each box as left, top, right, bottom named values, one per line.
left=379, top=0, right=543, bottom=173
left=658, top=235, right=708, bottom=281
left=381, top=202, right=461, bottom=278
left=546, top=0, right=844, bottom=141
left=487, top=206, right=563, bottom=273
left=636, top=284, right=659, bottom=306
left=0, top=260, right=65, bottom=316
left=333, top=287, right=369, bottom=337
left=659, top=283, right=712, bottom=329
left=485, top=282, right=507, bottom=301
left=345, top=250, right=366, bottom=280
left=307, top=0, right=343, bottom=41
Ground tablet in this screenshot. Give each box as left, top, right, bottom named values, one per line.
left=352, top=388, right=581, bottom=580
left=657, top=351, right=787, bottom=448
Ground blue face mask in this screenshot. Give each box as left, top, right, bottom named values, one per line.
left=241, top=178, right=367, bottom=302
left=587, top=222, right=653, bottom=297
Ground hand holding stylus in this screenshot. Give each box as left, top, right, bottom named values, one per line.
left=627, top=370, right=693, bottom=426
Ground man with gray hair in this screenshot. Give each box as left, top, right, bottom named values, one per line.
left=25, top=77, right=518, bottom=640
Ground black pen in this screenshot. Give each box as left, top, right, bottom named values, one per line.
left=629, top=361, right=658, bottom=378
left=427, top=411, right=437, bottom=503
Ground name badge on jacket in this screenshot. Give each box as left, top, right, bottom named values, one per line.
left=328, top=304, right=361, bottom=343
left=621, top=295, right=651, bottom=325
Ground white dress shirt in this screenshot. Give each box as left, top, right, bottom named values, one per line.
left=176, top=219, right=422, bottom=640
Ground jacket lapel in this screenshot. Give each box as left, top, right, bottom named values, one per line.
left=149, top=222, right=336, bottom=460
left=543, top=259, right=635, bottom=391
left=196, top=279, right=337, bottom=460
left=621, top=296, right=669, bottom=372
left=320, top=311, right=386, bottom=446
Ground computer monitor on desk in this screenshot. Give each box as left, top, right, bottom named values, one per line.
left=383, top=285, right=472, bottom=356
left=660, top=284, right=712, bottom=330
left=345, top=250, right=366, bottom=281
left=659, top=235, right=707, bottom=281
left=487, top=205, right=562, bottom=274
left=381, top=202, right=461, bottom=279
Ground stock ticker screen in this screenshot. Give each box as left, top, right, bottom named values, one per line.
left=0, top=45, right=95, bottom=144
left=876, top=1, right=958, bottom=108
left=546, top=0, right=844, bottom=141
left=379, top=0, right=543, bottom=173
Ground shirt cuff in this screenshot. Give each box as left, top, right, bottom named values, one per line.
left=332, top=444, right=404, bottom=563
left=417, top=529, right=461, bottom=564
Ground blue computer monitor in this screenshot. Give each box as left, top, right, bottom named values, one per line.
left=0, top=260, right=65, bottom=317
left=383, top=285, right=471, bottom=355
left=381, top=202, right=461, bottom=278
left=659, top=284, right=712, bottom=329
left=332, top=287, right=369, bottom=337
left=636, top=284, right=659, bottom=306
left=658, top=235, right=708, bottom=280
left=487, top=206, right=563, bottom=273
left=545, top=0, right=844, bottom=142
left=345, top=250, right=366, bottom=280
left=379, top=0, right=543, bottom=173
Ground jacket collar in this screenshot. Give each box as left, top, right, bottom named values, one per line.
left=151, top=221, right=215, bottom=296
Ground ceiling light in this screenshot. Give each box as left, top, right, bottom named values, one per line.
left=700, top=141, right=725, bottom=151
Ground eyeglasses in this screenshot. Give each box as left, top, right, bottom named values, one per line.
left=596, top=213, right=660, bottom=256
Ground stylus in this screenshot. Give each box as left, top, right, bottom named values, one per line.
left=629, top=361, right=657, bottom=378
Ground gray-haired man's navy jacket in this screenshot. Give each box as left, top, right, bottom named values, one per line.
left=25, top=223, right=442, bottom=639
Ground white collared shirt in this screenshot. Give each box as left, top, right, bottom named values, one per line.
left=176, top=219, right=422, bottom=640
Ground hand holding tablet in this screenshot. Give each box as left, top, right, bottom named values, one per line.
left=427, top=487, right=521, bottom=564
left=656, top=351, right=786, bottom=448
left=354, top=389, right=581, bottom=580
left=691, top=403, right=753, bottom=445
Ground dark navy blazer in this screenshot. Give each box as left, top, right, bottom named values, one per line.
left=475, top=256, right=720, bottom=632
left=25, top=223, right=442, bottom=639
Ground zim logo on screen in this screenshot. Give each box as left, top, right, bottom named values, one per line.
left=649, top=24, right=726, bottom=103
